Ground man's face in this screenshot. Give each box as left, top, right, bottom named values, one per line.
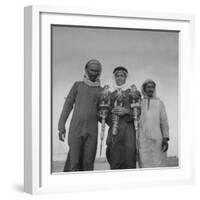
left=114, top=71, right=127, bottom=86
left=144, top=82, right=155, bottom=97
left=86, top=63, right=101, bottom=82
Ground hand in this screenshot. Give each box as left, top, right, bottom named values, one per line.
left=98, top=110, right=106, bottom=118
left=58, top=129, right=66, bottom=142
left=161, top=137, right=169, bottom=152
left=132, top=107, right=141, bottom=117
left=112, top=106, right=129, bottom=116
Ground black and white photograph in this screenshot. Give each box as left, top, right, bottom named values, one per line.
left=51, top=25, right=179, bottom=173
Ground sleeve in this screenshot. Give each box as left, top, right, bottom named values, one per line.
left=105, top=93, right=115, bottom=127
left=105, top=110, right=113, bottom=127
left=58, top=82, right=78, bottom=132
left=160, top=100, right=170, bottom=139
left=96, top=87, right=103, bottom=122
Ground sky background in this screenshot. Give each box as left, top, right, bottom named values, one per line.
left=52, top=25, right=179, bottom=161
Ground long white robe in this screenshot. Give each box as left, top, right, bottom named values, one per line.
left=138, top=97, right=169, bottom=168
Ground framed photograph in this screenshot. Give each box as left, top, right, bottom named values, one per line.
left=24, top=5, right=195, bottom=194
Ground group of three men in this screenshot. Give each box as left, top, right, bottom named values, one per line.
left=58, top=59, right=170, bottom=171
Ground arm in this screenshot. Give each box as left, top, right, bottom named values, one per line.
left=160, top=100, right=169, bottom=139
left=96, top=88, right=103, bottom=123
left=58, top=82, right=78, bottom=135
left=105, top=110, right=113, bottom=127
left=160, top=100, right=170, bottom=152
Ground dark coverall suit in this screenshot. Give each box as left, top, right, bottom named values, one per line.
left=58, top=81, right=101, bottom=171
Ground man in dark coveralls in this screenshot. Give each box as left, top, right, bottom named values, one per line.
left=58, top=59, right=102, bottom=171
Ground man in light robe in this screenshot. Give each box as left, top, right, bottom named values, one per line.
left=58, top=59, right=102, bottom=171
left=138, top=79, right=170, bottom=168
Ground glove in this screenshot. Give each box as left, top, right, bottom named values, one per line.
left=161, top=137, right=169, bottom=152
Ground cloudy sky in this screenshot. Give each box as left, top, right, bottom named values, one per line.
left=52, top=25, right=179, bottom=161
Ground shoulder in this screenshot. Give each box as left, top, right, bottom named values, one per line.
left=97, top=85, right=103, bottom=90
left=68, top=81, right=82, bottom=92
left=156, top=98, right=166, bottom=108
left=157, top=98, right=164, bottom=104
left=111, top=90, right=117, bottom=96
left=72, top=81, right=83, bottom=88
left=74, top=81, right=82, bottom=86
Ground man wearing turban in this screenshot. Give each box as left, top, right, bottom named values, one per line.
left=138, top=79, right=170, bottom=168
left=58, top=59, right=102, bottom=171
left=105, top=66, right=137, bottom=169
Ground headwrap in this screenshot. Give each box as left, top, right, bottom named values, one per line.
left=141, top=79, right=157, bottom=98
left=83, top=59, right=102, bottom=87
left=113, top=66, right=128, bottom=77
left=110, top=66, right=130, bottom=92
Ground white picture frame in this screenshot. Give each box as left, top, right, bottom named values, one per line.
left=24, top=5, right=195, bottom=194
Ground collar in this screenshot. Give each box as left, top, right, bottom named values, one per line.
left=83, top=73, right=101, bottom=87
